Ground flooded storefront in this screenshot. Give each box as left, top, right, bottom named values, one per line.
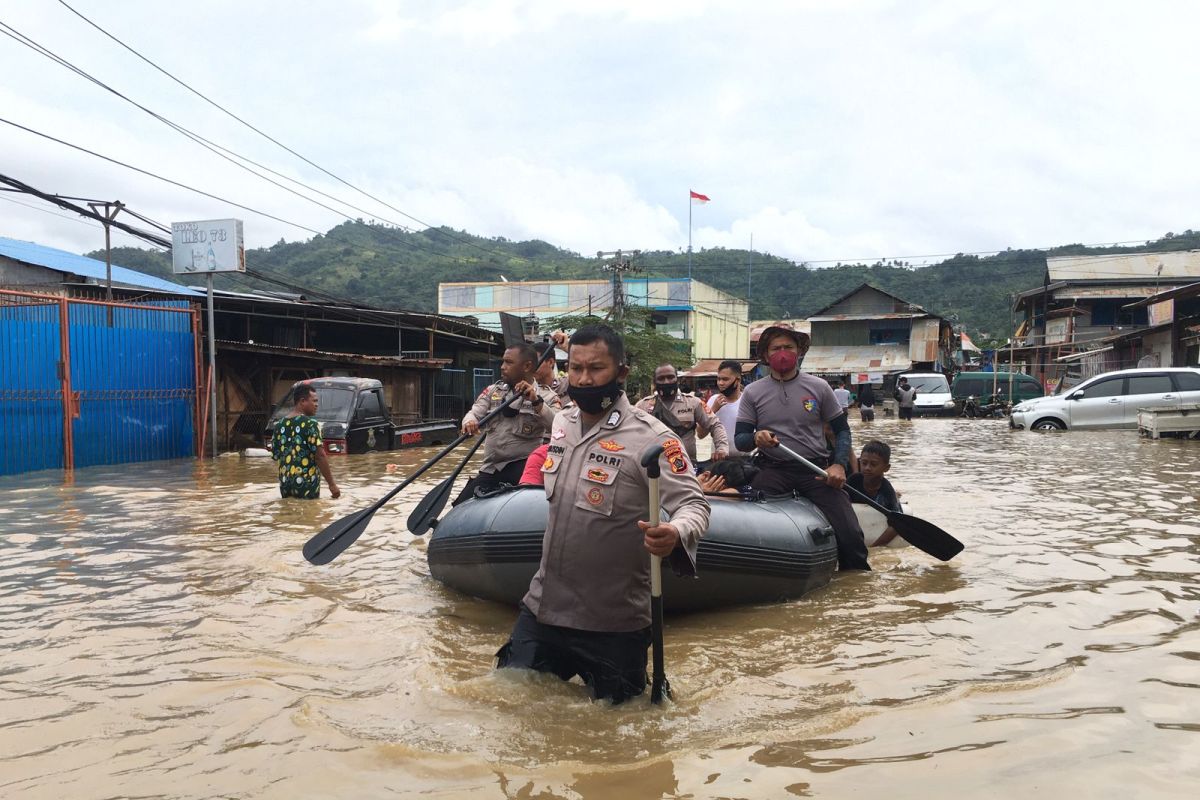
left=1, top=419, right=1197, bottom=798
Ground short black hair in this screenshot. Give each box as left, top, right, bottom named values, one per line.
left=505, top=342, right=538, bottom=367
left=717, top=359, right=743, bottom=374
left=861, top=439, right=891, bottom=464
left=292, top=383, right=316, bottom=405
left=569, top=324, right=625, bottom=366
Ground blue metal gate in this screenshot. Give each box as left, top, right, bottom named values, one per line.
left=0, top=290, right=199, bottom=476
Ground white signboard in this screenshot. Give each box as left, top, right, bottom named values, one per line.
left=171, top=219, right=245, bottom=273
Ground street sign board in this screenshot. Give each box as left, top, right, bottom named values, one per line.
left=171, top=219, right=245, bottom=273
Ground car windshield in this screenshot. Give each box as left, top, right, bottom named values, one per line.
left=269, top=387, right=357, bottom=424
left=902, top=376, right=950, bottom=393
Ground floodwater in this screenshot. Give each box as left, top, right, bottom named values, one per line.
left=1, top=419, right=1198, bottom=799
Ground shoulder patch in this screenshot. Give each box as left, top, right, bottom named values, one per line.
left=662, top=438, right=689, bottom=474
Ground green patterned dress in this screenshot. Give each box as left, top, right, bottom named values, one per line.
left=271, top=416, right=324, bottom=498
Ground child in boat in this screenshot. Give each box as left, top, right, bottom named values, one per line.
left=847, top=440, right=901, bottom=546
left=697, top=458, right=757, bottom=499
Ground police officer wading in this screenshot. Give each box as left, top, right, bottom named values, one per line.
left=734, top=324, right=870, bottom=571
left=496, top=325, right=711, bottom=704
left=634, top=363, right=730, bottom=463
left=455, top=342, right=561, bottom=505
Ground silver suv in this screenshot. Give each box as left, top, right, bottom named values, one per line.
left=1009, top=368, right=1200, bottom=431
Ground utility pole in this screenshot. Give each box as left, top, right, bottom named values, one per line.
left=598, top=250, right=640, bottom=324
left=747, top=233, right=754, bottom=319
left=87, top=200, right=124, bottom=325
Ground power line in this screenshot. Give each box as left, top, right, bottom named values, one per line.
left=52, top=0, right=548, bottom=268
left=0, top=19, right=489, bottom=268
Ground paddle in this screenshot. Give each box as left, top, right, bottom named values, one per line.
left=639, top=444, right=671, bottom=704
left=775, top=444, right=964, bottom=562
left=406, top=433, right=487, bottom=536
left=303, top=339, right=560, bottom=565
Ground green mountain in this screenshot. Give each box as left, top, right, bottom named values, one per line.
left=94, top=223, right=1200, bottom=346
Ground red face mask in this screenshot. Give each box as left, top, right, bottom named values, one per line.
left=768, top=349, right=798, bottom=373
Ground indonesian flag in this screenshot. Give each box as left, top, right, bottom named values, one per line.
left=689, top=190, right=711, bottom=204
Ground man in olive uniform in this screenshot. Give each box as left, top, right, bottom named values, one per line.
left=455, top=343, right=561, bottom=505
left=535, top=339, right=570, bottom=405
left=496, top=325, right=711, bottom=704
left=634, top=363, right=729, bottom=463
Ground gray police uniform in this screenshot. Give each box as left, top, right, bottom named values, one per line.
left=634, top=392, right=730, bottom=462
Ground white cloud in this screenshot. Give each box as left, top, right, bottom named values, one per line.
left=2, top=0, right=1198, bottom=273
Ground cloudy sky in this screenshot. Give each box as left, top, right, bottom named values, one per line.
left=2, top=0, right=1198, bottom=267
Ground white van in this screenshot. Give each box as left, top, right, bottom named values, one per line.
left=896, top=373, right=957, bottom=417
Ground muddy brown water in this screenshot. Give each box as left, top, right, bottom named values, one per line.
left=1, top=419, right=1197, bottom=798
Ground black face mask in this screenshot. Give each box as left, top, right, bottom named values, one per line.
left=568, top=379, right=622, bottom=415
left=719, top=382, right=737, bottom=397
left=655, top=382, right=678, bottom=400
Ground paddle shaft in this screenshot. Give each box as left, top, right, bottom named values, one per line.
left=641, top=444, right=668, bottom=705
left=303, top=340, right=558, bottom=564
left=406, top=432, right=487, bottom=535
left=775, top=444, right=892, bottom=517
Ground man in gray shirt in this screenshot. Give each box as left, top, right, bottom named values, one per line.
left=735, top=325, right=869, bottom=570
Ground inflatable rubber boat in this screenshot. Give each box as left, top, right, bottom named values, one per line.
left=427, top=487, right=849, bottom=612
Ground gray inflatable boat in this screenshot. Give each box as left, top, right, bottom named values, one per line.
left=426, top=486, right=838, bottom=612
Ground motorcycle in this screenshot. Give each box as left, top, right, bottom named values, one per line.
left=960, top=394, right=1009, bottom=418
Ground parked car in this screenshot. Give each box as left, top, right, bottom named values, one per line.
left=952, top=371, right=1044, bottom=405
left=896, top=373, right=957, bottom=416
left=264, top=377, right=456, bottom=454
left=1009, top=368, right=1200, bottom=431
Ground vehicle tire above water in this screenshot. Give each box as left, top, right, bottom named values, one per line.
left=1032, top=418, right=1066, bottom=431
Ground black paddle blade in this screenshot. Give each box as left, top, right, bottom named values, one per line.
left=885, top=510, right=964, bottom=562
left=407, top=476, right=454, bottom=536
left=302, top=508, right=375, bottom=565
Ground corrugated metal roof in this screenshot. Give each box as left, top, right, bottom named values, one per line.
left=1123, top=280, right=1200, bottom=309
left=749, top=319, right=811, bottom=340
left=680, top=359, right=759, bottom=377
left=807, top=312, right=927, bottom=321
left=801, top=345, right=910, bottom=375
left=1046, top=251, right=1200, bottom=282
left=0, top=236, right=202, bottom=295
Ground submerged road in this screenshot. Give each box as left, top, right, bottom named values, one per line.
left=1, top=418, right=1197, bottom=798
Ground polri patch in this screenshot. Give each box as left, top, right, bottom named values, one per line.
left=662, top=438, right=689, bottom=474
left=598, top=439, right=624, bottom=452
left=586, top=487, right=605, bottom=505
left=803, top=397, right=816, bottom=412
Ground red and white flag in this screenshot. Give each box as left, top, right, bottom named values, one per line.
left=689, top=190, right=711, bottom=204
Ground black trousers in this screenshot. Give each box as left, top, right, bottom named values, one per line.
left=751, top=460, right=870, bottom=571
left=452, top=459, right=526, bottom=506
left=496, top=604, right=652, bottom=704
left=898, top=407, right=914, bottom=420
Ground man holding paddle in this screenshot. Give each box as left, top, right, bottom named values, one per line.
left=455, top=342, right=561, bottom=506
left=496, top=324, right=710, bottom=704
left=734, top=324, right=870, bottom=571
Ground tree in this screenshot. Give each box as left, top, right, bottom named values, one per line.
left=546, top=306, right=691, bottom=399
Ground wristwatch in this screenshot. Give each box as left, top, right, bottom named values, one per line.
left=531, top=396, right=544, bottom=408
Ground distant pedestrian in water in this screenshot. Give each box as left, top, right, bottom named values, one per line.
left=271, top=384, right=340, bottom=499
left=894, top=377, right=918, bottom=421
left=858, top=383, right=876, bottom=422
left=833, top=380, right=852, bottom=412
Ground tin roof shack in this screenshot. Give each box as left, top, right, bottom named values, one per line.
left=0, top=237, right=502, bottom=451
left=1084, top=281, right=1200, bottom=376
left=803, top=284, right=955, bottom=383
left=1009, top=251, right=1200, bottom=385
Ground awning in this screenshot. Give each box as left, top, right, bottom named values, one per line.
left=680, top=359, right=759, bottom=378
left=801, top=345, right=911, bottom=376
left=1055, top=345, right=1114, bottom=362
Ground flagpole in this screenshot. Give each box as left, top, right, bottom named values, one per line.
left=687, top=190, right=693, bottom=282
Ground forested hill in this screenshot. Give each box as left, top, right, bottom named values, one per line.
left=95, top=223, right=1200, bottom=345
